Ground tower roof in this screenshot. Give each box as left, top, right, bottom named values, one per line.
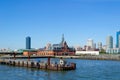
left=62, top=34, right=65, bottom=43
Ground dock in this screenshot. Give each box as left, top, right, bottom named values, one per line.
left=0, top=58, right=76, bottom=71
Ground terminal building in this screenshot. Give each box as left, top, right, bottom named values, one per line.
left=37, top=35, right=75, bottom=56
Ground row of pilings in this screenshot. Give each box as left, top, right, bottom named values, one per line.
left=0, top=59, right=76, bottom=71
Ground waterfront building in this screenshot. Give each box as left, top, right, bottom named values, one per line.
left=23, top=50, right=37, bottom=56
left=116, top=31, right=120, bottom=48
left=106, top=36, right=113, bottom=49
left=98, top=42, right=102, bottom=51
left=75, top=51, right=99, bottom=55
left=37, top=35, right=75, bottom=56
left=26, top=36, right=31, bottom=49
left=106, top=48, right=120, bottom=54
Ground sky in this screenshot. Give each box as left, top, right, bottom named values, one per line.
left=0, top=0, right=120, bottom=49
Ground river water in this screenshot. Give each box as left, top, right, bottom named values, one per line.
left=0, top=59, right=120, bottom=80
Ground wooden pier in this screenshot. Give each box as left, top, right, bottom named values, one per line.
left=0, top=59, right=76, bottom=71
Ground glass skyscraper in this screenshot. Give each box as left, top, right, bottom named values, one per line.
left=26, top=36, right=31, bottom=49
left=116, top=31, right=120, bottom=48
left=106, top=36, right=113, bottom=49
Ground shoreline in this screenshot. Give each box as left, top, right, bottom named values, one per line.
left=0, top=54, right=120, bottom=61
left=55, top=54, right=120, bottom=61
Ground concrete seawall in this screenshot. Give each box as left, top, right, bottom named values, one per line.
left=0, top=54, right=120, bottom=61
left=55, top=54, right=120, bottom=61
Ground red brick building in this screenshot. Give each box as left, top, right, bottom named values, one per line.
left=37, top=35, right=75, bottom=56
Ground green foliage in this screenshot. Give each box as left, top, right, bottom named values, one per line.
left=100, top=49, right=106, bottom=54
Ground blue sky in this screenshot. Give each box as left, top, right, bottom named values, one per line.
left=0, top=0, right=120, bottom=49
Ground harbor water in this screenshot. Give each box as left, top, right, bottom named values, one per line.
left=0, top=59, right=120, bottom=80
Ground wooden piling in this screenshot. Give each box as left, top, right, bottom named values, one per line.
left=0, top=59, right=76, bottom=71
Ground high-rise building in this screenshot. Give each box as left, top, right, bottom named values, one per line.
left=26, top=36, right=31, bottom=49
left=119, top=35, right=120, bottom=48
left=87, top=39, right=93, bottom=48
left=93, top=43, right=96, bottom=49
left=106, top=36, right=113, bottom=49
left=98, top=42, right=102, bottom=50
left=116, top=31, right=120, bottom=48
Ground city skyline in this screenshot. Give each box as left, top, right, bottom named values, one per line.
left=0, top=0, right=120, bottom=49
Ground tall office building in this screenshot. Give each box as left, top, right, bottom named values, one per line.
left=93, top=43, right=96, bottom=49
left=118, top=35, right=120, bottom=48
left=116, top=31, right=120, bottom=48
left=106, top=36, right=113, bottom=48
left=98, top=42, right=102, bottom=50
left=26, top=36, right=31, bottom=49
left=87, top=39, right=94, bottom=48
